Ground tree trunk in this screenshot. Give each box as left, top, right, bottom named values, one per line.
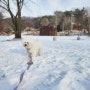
left=14, top=29, right=21, bottom=38
left=13, top=17, right=21, bottom=38
left=14, top=24, right=21, bottom=38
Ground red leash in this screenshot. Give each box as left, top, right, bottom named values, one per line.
left=14, top=50, right=33, bottom=90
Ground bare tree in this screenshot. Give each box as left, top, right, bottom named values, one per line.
left=0, top=12, right=3, bottom=32
left=40, top=17, right=50, bottom=26
left=88, top=17, right=90, bottom=35
left=54, top=11, right=63, bottom=27
left=0, top=0, right=32, bottom=38
left=87, top=8, right=90, bottom=35
left=64, top=11, right=71, bottom=34
left=0, top=12, right=3, bottom=25
left=85, top=7, right=90, bottom=35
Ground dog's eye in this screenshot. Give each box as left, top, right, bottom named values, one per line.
left=27, top=42, right=29, bottom=44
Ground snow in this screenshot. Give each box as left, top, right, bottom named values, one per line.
left=0, top=34, right=90, bottom=90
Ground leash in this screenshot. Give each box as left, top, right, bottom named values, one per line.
left=14, top=50, right=33, bottom=90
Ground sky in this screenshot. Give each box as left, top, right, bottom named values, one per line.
left=2, top=0, right=90, bottom=18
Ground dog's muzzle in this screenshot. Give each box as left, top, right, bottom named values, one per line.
left=24, top=44, right=27, bottom=47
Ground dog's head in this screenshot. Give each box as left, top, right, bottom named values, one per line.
left=23, top=38, right=34, bottom=49
left=23, top=41, right=30, bottom=48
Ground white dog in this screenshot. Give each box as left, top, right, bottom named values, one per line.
left=23, top=38, right=43, bottom=57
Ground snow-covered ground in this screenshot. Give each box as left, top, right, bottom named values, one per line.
left=0, top=34, right=90, bottom=90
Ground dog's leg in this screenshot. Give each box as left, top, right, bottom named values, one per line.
left=30, top=49, right=37, bottom=57
left=31, top=52, right=35, bottom=57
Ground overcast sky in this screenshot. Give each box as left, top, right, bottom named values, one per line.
left=3, top=0, right=90, bottom=17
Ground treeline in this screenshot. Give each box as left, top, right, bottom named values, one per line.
left=0, top=7, right=90, bottom=35
left=33, top=7, right=90, bottom=33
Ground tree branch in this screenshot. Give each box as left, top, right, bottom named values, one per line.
left=0, top=0, right=7, bottom=6
left=0, top=5, right=8, bottom=11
